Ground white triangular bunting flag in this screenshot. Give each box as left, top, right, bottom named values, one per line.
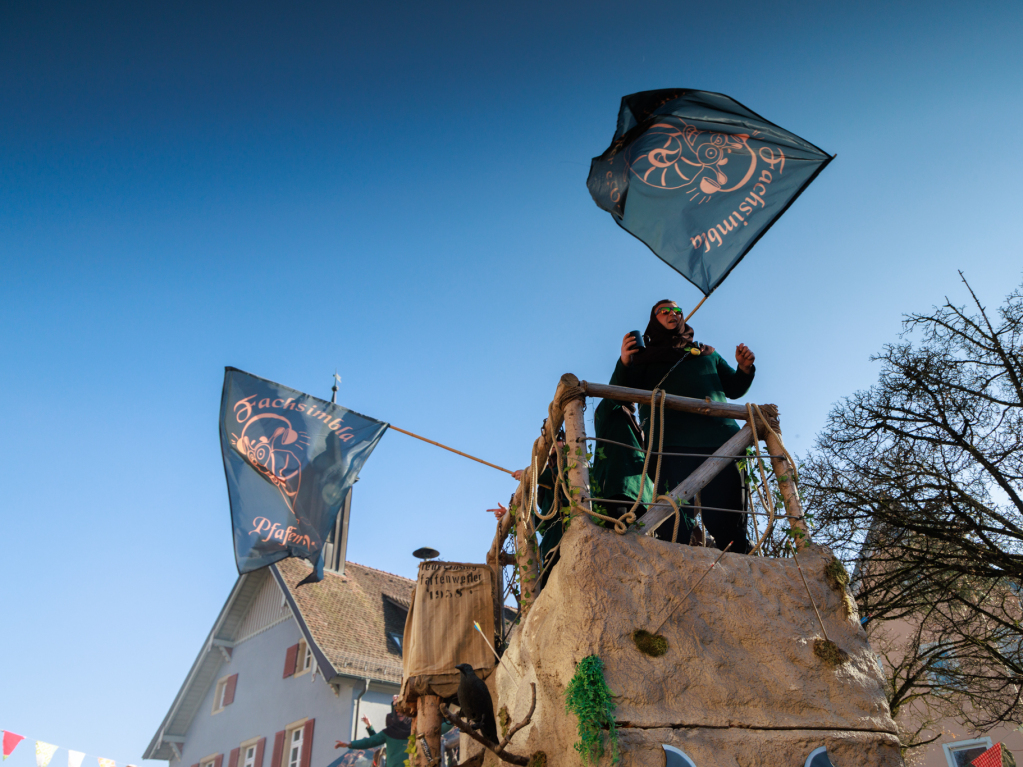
left=68, top=752, right=84, bottom=767
left=35, top=743, right=58, bottom=767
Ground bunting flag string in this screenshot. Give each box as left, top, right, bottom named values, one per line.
left=3, top=734, right=25, bottom=761
left=34, top=744, right=57, bottom=767
left=0, top=729, right=129, bottom=767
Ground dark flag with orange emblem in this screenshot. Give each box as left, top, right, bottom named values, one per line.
left=219, top=367, right=388, bottom=582
left=587, top=89, right=832, bottom=295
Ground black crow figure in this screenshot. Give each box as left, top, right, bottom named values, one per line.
left=455, top=663, right=498, bottom=743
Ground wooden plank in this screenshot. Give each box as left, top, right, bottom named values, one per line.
left=582, top=381, right=752, bottom=420
left=635, top=424, right=755, bottom=535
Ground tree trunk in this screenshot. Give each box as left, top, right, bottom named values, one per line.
left=416, top=695, right=441, bottom=767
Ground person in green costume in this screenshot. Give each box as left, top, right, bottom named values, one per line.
left=590, top=395, right=655, bottom=523
left=334, top=699, right=452, bottom=766
left=490, top=422, right=567, bottom=590
left=615, top=299, right=756, bottom=553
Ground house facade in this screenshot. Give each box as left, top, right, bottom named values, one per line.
left=144, top=559, right=415, bottom=767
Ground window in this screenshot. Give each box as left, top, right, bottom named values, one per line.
left=943, top=738, right=993, bottom=767
left=211, top=674, right=237, bottom=714
left=388, top=632, right=403, bottom=652
left=294, top=641, right=312, bottom=677
left=805, top=747, right=834, bottom=767
left=200, top=756, right=219, bottom=767
left=242, top=746, right=256, bottom=767
left=662, top=746, right=696, bottom=767
left=286, top=729, right=303, bottom=767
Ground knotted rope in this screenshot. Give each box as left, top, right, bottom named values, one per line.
left=744, top=402, right=800, bottom=555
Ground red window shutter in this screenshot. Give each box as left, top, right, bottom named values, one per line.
left=228, top=749, right=239, bottom=767
left=299, top=720, right=314, bottom=767
left=271, top=731, right=285, bottom=767
left=283, top=645, right=298, bottom=678
left=213, top=755, right=223, bottom=767
left=190, top=763, right=199, bottom=767
left=253, top=738, right=266, bottom=767
left=223, top=674, right=238, bottom=706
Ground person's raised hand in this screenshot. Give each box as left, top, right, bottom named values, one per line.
left=361, top=716, right=371, bottom=727
left=511, top=469, right=524, bottom=481
left=621, top=332, right=639, bottom=366
left=735, top=344, right=755, bottom=374
left=335, top=741, right=349, bottom=749
left=488, top=502, right=508, bottom=520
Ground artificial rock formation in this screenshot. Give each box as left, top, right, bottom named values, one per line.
left=482, top=519, right=904, bottom=766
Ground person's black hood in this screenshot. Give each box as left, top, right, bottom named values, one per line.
left=383, top=707, right=412, bottom=739
left=633, top=299, right=712, bottom=365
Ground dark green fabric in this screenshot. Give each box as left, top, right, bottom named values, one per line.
left=348, top=723, right=450, bottom=765
left=614, top=352, right=754, bottom=448
left=591, top=366, right=655, bottom=505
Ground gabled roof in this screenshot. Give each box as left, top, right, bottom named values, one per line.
left=144, top=569, right=274, bottom=761
left=144, top=561, right=415, bottom=761
left=272, top=559, right=414, bottom=686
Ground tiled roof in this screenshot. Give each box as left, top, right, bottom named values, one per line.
left=274, top=559, right=415, bottom=685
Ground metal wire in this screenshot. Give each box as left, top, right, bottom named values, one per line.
left=577, top=435, right=785, bottom=460
left=583, top=495, right=802, bottom=520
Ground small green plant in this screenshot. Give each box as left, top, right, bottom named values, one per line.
left=527, top=752, right=548, bottom=767
left=499, top=705, right=511, bottom=739
left=404, top=731, right=417, bottom=767
left=632, top=629, right=668, bottom=657
left=565, top=655, right=620, bottom=765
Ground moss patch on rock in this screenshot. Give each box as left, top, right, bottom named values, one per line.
left=632, top=629, right=668, bottom=657
left=824, top=557, right=857, bottom=616
left=814, top=638, right=850, bottom=666
left=824, top=557, right=850, bottom=591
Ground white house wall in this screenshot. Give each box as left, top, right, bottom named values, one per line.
left=349, top=688, right=396, bottom=742
left=176, top=617, right=357, bottom=767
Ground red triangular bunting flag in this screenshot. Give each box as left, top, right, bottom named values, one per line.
left=971, top=743, right=1003, bottom=767
left=2, top=733, right=26, bottom=761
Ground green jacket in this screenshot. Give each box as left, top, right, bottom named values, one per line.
left=613, top=352, right=754, bottom=448
left=348, top=723, right=451, bottom=766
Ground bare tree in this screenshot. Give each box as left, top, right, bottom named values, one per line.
left=802, top=273, right=1023, bottom=744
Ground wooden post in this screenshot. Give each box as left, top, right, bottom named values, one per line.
left=762, top=425, right=810, bottom=547
left=416, top=694, right=442, bottom=766
left=561, top=374, right=592, bottom=520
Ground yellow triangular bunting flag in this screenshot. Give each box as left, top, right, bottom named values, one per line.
left=35, top=743, right=58, bottom=767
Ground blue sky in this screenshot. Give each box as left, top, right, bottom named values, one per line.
left=2, top=0, right=1022, bottom=763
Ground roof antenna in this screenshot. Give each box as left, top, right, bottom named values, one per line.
left=331, top=370, right=341, bottom=404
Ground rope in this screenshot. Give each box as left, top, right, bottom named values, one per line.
left=748, top=403, right=800, bottom=484
left=388, top=424, right=514, bottom=475
left=744, top=403, right=777, bottom=556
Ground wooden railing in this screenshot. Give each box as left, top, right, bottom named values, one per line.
left=487, top=373, right=808, bottom=633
